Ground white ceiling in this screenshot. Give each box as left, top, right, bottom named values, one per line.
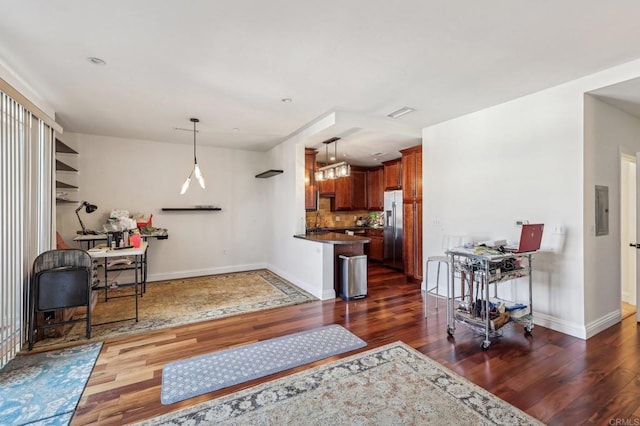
left=3, top=1, right=640, bottom=166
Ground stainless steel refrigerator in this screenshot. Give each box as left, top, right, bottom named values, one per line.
left=383, top=190, right=403, bottom=270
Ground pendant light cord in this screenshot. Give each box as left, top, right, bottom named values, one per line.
left=192, top=118, right=198, bottom=163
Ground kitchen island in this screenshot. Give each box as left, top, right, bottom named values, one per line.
left=294, top=232, right=370, bottom=299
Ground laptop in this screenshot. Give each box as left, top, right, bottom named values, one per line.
left=505, top=224, right=544, bottom=253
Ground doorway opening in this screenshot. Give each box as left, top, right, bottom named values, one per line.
left=620, top=153, right=637, bottom=320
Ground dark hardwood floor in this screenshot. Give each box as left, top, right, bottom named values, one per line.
left=72, top=264, right=640, bottom=425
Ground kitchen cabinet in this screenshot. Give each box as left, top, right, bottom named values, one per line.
left=305, top=148, right=318, bottom=211
left=351, top=169, right=367, bottom=210
left=400, top=145, right=423, bottom=281
left=401, top=145, right=422, bottom=202
left=366, top=167, right=383, bottom=211
left=383, top=158, right=402, bottom=190
left=403, top=201, right=422, bottom=281
left=331, top=167, right=367, bottom=211
left=365, top=228, right=384, bottom=262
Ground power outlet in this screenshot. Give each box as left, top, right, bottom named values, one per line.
left=431, top=219, right=441, bottom=226
left=335, top=216, right=341, bottom=222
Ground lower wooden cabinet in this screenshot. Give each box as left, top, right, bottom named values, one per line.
left=365, top=228, right=384, bottom=262
left=403, top=201, right=422, bottom=281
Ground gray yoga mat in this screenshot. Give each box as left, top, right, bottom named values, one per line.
left=161, top=324, right=366, bottom=404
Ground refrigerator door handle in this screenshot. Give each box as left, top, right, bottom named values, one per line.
left=392, top=202, right=397, bottom=239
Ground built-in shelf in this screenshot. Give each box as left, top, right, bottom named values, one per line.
left=255, top=169, right=283, bottom=178
left=56, top=159, right=78, bottom=172
left=161, top=207, right=222, bottom=211
left=55, top=138, right=78, bottom=154
left=56, top=180, right=78, bottom=189
left=56, top=198, right=78, bottom=204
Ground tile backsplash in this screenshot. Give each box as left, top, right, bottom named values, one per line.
left=306, top=198, right=382, bottom=228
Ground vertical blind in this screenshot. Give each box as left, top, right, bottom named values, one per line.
left=0, top=88, right=55, bottom=368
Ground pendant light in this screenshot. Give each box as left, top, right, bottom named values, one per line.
left=314, top=141, right=330, bottom=182
left=180, top=118, right=206, bottom=194
left=314, top=137, right=350, bottom=181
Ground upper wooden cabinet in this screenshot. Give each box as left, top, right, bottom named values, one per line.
left=400, top=145, right=422, bottom=202
left=351, top=169, right=367, bottom=210
left=366, top=167, right=383, bottom=211
left=304, top=148, right=318, bottom=211
left=333, top=167, right=367, bottom=211
left=383, top=158, right=402, bottom=190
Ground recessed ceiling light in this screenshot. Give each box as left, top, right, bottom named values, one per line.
left=87, top=57, right=106, bottom=65
left=387, top=106, right=415, bottom=119
left=281, top=98, right=293, bottom=103
left=232, top=128, right=240, bottom=132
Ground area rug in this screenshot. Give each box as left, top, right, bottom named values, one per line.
left=161, top=324, right=367, bottom=405
left=30, top=269, right=316, bottom=350
left=0, top=342, right=102, bottom=425
left=140, top=342, right=542, bottom=425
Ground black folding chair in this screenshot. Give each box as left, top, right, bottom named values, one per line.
left=28, top=249, right=93, bottom=350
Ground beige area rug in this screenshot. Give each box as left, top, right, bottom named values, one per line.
left=137, top=342, right=543, bottom=426
left=30, top=269, right=316, bottom=350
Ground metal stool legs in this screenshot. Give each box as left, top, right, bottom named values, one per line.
left=424, top=256, right=450, bottom=318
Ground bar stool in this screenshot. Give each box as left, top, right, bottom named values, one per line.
left=424, top=255, right=450, bottom=317
left=423, top=235, right=467, bottom=318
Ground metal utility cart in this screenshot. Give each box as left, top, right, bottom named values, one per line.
left=445, top=247, right=535, bottom=350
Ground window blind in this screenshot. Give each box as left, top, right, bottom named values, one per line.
left=0, top=87, right=55, bottom=367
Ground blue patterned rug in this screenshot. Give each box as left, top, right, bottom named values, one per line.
left=0, top=342, right=102, bottom=425
left=161, top=324, right=366, bottom=405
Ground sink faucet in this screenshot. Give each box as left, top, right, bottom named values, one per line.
left=314, top=212, right=321, bottom=229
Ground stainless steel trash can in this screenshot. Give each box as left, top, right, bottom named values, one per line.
left=338, top=254, right=367, bottom=301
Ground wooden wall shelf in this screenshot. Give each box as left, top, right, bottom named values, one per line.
left=161, top=207, right=222, bottom=211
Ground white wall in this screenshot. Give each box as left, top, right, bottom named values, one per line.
left=584, top=97, right=640, bottom=321
left=57, top=132, right=270, bottom=281
left=264, top=117, right=336, bottom=300
left=423, top=58, right=640, bottom=339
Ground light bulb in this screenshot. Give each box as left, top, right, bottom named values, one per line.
left=194, top=164, right=206, bottom=189
left=326, top=167, right=336, bottom=180
left=180, top=176, right=191, bottom=195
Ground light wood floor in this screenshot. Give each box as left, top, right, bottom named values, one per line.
left=72, top=264, right=640, bottom=425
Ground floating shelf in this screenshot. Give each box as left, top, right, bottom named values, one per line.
left=255, top=169, right=283, bottom=178
left=56, top=180, right=78, bottom=189
left=56, top=159, right=78, bottom=172
left=161, top=207, right=222, bottom=211
left=55, top=138, right=78, bottom=154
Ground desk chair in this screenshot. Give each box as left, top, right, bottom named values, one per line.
left=28, top=249, right=94, bottom=350
left=424, top=235, right=466, bottom=318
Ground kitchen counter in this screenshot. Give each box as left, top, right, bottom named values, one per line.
left=294, top=232, right=370, bottom=244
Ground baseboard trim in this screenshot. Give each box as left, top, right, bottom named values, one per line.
left=266, top=263, right=332, bottom=300
left=585, top=309, right=621, bottom=339
left=533, top=312, right=587, bottom=340
left=148, top=263, right=268, bottom=282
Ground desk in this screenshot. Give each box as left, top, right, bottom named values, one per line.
left=87, top=242, right=147, bottom=325
left=74, top=229, right=167, bottom=285
left=73, top=229, right=168, bottom=248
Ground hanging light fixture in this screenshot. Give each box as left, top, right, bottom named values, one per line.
left=180, top=118, right=206, bottom=194
left=314, top=137, right=350, bottom=181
